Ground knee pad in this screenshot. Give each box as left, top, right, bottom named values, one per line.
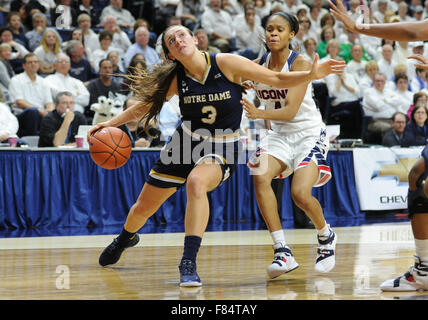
left=408, top=188, right=428, bottom=219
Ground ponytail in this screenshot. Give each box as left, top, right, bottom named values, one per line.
left=126, top=61, right=179, bottom=129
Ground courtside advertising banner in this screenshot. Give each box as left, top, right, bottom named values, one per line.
left=353, top=147, right=424, bottom=210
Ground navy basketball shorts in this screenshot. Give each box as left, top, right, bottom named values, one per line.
left=147, top=125, right=242, bottom=189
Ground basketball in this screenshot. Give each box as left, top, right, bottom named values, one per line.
left=89, top=127, right=132, bottom=170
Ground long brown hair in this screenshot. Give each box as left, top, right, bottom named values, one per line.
left=126, top=26, right=193, bottom=129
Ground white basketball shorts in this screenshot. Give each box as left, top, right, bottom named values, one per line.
left=248, top=126, right=332, bottom=187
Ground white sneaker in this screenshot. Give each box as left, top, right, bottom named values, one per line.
left=315, top=227, right=337, bottom=273
left=380, top=256, right=428, bottom=292
left=267, top=243, right=299, bottom=279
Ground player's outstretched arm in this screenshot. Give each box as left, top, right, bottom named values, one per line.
left=217, top=53, right=345, bottom=89
left=329, top=0, right=428, bottom=41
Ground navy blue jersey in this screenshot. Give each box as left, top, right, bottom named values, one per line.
left=176, top=52, right=243, bottom=134
left=422, top=145, right=428, bottom=179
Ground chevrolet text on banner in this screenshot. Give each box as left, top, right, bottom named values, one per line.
left=353, top=147, right=424, bottom=211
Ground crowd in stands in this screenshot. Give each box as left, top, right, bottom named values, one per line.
left=1, top=0, right=428, bottom=148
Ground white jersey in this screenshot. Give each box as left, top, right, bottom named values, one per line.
left=253, top=51, right=323, bottom=133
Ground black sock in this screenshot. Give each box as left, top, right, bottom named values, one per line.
left=117, top=228, right=136, bottom=244
left=181, top=235, right=202, bottom=263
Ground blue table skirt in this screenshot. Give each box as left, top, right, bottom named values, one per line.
left=0, top=149, right=361, bottom=229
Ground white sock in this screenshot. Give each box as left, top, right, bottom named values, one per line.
left=271, top=230, right=286, bottom=247
left=415, top=239, right=428, bottom=264
left=317, top=224, right=331, bottom=238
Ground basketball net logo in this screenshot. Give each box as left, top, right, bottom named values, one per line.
left=55, top=5, right=72, bottom=29
left=355, top=1, right=370, bottom=30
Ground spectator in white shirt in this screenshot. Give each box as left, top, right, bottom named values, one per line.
left=411, top=67, right=428, bottom=93
left=378, top=44, right=396, bottom=81
left=406, top=41, right=424, bottom=81
left=345, top=44, right=367, bottom=80
left=100, top=0, right=136, bottom=29
left=302, top=37, right=317, bottom=62
left=254, top=0, right=271, bottom=20
left=319, top=39, right=341, bottom=63
left=325, top=70, right=363, bottom=138
left=363, top=72, right=399, bottom=144
left=283, top=0, right=298, bottom=14
left=397, top=1, right=414, bottom=22
left=0, top=102, right=19, bottom=143
left=44, top=53, right=90, bottom=114
left=392, top=73, right=413, bottom=114
left=201, top=0, right=236, bottom=52
left=234, top=3, right=264, bottom=60
left=412, top=4, right=424, bottom=21
left=91, top=30, right=123, bottom=72
left=8, top=53, right=54, bottom=136
left=77, top=13, right=100, bottom=55
left=308, top=5, right=322, bottom=39
left=102, top=15, right=132, bottom=54
left=372, top=0, right=389, bottom=23
left=359, top=60, right=380, bottom=97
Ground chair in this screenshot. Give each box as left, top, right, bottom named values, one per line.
left=21, top=136, right=40, bottom=148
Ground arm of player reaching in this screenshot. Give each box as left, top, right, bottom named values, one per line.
left=328, top=0, right=428, bottom=41
left=217, top=53, right=345, bottom=89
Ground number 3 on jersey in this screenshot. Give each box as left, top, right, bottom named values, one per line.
left=201, top=105, right=217, bottom=124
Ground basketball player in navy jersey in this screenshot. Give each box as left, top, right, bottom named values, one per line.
left=88, top=25, right=345, bottom=287
left=241, top=12, right=337, bottom=278
left=329, top=0, right=428, bottom=291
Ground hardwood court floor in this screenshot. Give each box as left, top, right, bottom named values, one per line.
left=0, top=223, right=427, bottom=300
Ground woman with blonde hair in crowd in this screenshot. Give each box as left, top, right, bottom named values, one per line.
left=34, top=29, right=62, bottom=75
left=303, top=38, right=318, bottom=62
left=359, top=60, right=380, bottom=97
left=319, top=39, right=341, bottom=63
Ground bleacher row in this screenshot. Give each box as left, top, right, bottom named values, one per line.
left=1, top=0, right=428, bottom=148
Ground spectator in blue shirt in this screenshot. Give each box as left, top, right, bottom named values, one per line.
left=124, top=26, right=161, bottom=71
left=65, top=39, right=98, bottom=84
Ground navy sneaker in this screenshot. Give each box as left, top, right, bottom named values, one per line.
left=179, top=259, right=202, bottom=287
left=99, top=234, right=140, bottom=267
left=315, top=226, right=337, bottom=273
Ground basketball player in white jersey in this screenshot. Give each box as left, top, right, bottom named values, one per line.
left=241, top=12, right=337, bottom=278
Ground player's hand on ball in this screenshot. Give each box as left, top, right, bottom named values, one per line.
left=88, top=121, right=110, bottom=142
left=241, top=97, right=260, bottom=120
